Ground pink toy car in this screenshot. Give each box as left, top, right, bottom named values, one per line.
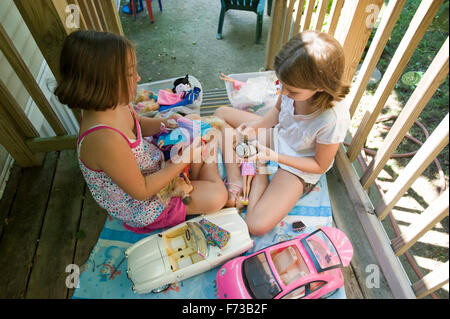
left=216, top=226, right=353, bottom=299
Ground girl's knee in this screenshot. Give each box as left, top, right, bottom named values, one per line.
left=214, top=106, right=232, bottom=119
left=246, top=220, right=271, bottom=237
left=245, top=209, right=273, bottom=236
left=205, top=182, right=228, bottom=212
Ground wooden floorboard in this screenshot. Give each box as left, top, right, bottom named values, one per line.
left=26, top=150, right=85, bottom=298
left=327, top=167, right=394, bottom=298
left=0, top=152, right=58, bottom=298
left=0, top=164, right=22, bottom=239
left=68, top=185, right=108, bottom=299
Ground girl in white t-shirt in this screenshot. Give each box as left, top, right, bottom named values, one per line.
left=215, top=31, right=351, bottom=236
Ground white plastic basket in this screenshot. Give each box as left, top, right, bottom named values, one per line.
left=223, top=71, right=278, bottom=116
left=136, top=74, right=203, bottom=116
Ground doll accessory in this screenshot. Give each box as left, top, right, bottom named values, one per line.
left=199, top=218, right=230, bottom=249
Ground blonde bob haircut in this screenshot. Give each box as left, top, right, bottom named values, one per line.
left=274, top=30, right=350, bottom=110
left=55, top=30, right=136, bottom=111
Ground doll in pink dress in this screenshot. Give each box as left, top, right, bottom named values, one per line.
left=240, top=161, right=256, bottom=206
left=234, top=135, right=257, bottom=206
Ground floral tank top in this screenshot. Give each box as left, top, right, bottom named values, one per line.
left=77, top=107, right=167, bottom=228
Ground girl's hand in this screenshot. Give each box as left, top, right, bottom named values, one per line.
left=250, top=140, right=278, bottom=163
left=176, top=135, right=203, bottom=164
left=236, top=122, right=257, bottom=140
left=164, top=113, right=182, bottom=129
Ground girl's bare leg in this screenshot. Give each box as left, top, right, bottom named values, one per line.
left=246, top=169, right=305, bottom=236
left=185, top=157, right=228, bottom=215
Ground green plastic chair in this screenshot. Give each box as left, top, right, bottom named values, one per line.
left=216, top=0, right=266, bottom=43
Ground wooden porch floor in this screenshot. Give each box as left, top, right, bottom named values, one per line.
left=0, top=149, right=364, bottom=299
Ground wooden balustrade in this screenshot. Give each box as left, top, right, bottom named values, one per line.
left=375, top=114, right=449, bottom=221
left=324, top=0, right=343, bottom=36
left=264, top=0, right=449, bottom=298
left=361, top=38, right=449, bottom=189
left=0, top=23, right=67, bottom=136
left=346, top=0, right=444, bottom=163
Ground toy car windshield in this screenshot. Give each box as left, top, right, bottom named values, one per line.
left=242, top=252, right=282, bottom=299
left=301, top=229, right=342, bottom=273
left=186, top=222, right=208, bottom=259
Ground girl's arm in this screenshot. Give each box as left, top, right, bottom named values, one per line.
left=237, top=95, right=281, bottom=137
left=139, top=115, right=166, bottom=137
left=255, top=141, right=340, bottom=174
left=136, top=112, right=182, bottom=137
left=91, top=130, right=198, bottom=200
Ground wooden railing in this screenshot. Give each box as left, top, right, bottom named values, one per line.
left=0, top=0, right=122, bottom=167
left=265, top=0, right=449, bottom=299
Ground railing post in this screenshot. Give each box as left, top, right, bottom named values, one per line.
left=0, top=24, right=68, bottom=136
left=282, top=0, right=296, bottom=45
left=13, top=0, right=76, bottom=82
left=301, top=0, right=315, bottom=32
left=347, top=0, right=407, bottom=117
left=391, top=189, right=449, bottom=257
left=333, top=0, right=384, bottom=83
left=265, top=0, right=288, bottom=70
left=412, top=261, right=449, bottom=299
left=0, top=80, right=41, bottom=167
left=325, top=0, right=344, bottom=36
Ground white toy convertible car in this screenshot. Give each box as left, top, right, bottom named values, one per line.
left=125, top=207, right=253, bottom=294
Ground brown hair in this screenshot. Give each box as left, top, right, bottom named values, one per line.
left=54, top=30, right=136, bottom=111
left=274, top=31, right=350, bottom=110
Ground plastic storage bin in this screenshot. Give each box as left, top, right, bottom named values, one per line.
left=223, top=71, right=278, bottom=116
left=136, top=74, right=203, bottom=116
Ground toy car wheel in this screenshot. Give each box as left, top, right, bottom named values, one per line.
left=151, top=284, right=170, bottom=293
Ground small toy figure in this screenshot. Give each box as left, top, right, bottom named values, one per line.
left=155, top=115, right=225, bottom=205
left=157, top=165, right=193, bottom=205
left=234, top=135, right=257, bottom=206
left=134, top=89, right=160, bottom=113
left=220, top=73, right=247, bottom=91
left=240, top=161, right=255, bottom=206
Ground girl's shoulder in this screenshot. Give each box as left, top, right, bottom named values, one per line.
left=320, top=99, right=351, bottom=124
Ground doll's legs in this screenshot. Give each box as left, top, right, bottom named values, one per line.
left=245, top=168, right=305, bottom=236
left=245, top=175, right=254, bottom=199
left=241, top=174, right=254, bottom=205
left=214, top=106, right=266, bottom=208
